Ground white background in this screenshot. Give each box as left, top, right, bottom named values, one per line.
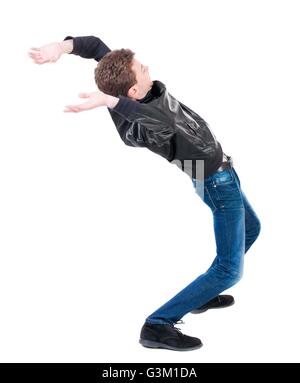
left=0, top=0, right=299, bottom=363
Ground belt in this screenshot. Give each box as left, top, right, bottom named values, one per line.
left=216, top=155, right=233, bottom=172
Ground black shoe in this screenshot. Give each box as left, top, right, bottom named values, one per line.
left=139, top=322, right=202, bottom=351
left=191, top=295, right=235, bottom=314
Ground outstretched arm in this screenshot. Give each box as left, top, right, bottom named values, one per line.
left=64, top=91, right=172, bottom=126
left=64, top=91, right=119, bottom=113
left=28, top=36, right=111, bottom=65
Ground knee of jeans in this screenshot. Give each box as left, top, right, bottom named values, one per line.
left=230, top=268, right=243, bottom=285
left=223, top=269, right=243, bottom=289
left=213, top=263, right=243, bottom=287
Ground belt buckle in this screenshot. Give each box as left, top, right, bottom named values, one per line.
left=217, top=155, right=233, bottom=172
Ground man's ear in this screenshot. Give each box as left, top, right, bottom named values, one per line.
left=127, top=84, right=137, bottom=98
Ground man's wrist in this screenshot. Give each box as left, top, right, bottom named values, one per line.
left=105, top=94, right=120, bottom=109
left=59, top=39, right=74, bottom=54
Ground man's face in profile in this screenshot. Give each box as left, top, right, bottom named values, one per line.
left=129, top=57, right=153, bottom=100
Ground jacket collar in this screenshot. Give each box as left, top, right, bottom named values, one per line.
left=152, top=80, right=166, bottom=95
left=137, top=80, right=166, bottom=103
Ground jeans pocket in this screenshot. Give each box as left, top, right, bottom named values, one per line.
left=213, top=169, right=234, bottom=185
left=213, top=172, right=243, bottom=208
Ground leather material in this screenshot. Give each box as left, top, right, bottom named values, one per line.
left=109, top=80, right=224, bottom=180
left=66, top=36, right=225, bottom=180
left=140, top=323, right=202, bottom=351
left=191, top=295, right=235, bottom=314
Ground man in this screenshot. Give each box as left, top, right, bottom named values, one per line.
left=28, top=35, right=261, bottom=352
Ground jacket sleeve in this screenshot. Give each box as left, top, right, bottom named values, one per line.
left=108, top=111, right=148, bottom=148
left=63, top=35, right=111, bottom=62
left=110, top=96, right=173, bottom=128
left=108, top=108, right=175, bottom=161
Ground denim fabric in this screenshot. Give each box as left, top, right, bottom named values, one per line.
left=146, top=167, right=261, bottom=325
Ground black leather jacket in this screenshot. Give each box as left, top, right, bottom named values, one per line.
left=64, top=35, right=224, bottom=180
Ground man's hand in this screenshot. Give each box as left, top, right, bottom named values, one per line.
left=64, top=91, right=111, bottom=113
left=28, top=40, right=73, bottom=64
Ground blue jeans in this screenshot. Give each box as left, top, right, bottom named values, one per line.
left=145, top=166, right=261, bottom=325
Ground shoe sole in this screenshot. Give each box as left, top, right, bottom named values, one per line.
left=139, top=338, right=203, bottom=351
left=190, top=300, right=235, bottom=314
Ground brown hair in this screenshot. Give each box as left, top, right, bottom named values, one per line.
left=94, top=48, right=136, bottom=97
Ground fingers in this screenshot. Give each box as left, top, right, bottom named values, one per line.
left=29, top=57, right=48, bottom=65
left=28, top=52, right=37, bottom=58
left=64, top=94, right=92, bottom=112
left=28, top=49, right=41, bottom=58
left=28, top=50, right=40, bottom=56
left=64, top=105, right=81, bottom=113
left=28, top=47, right=58, bottom=64
left=28, top=51, right=51, bottom=64
left=28, top=52, right=41, bottom=60
left=28, top=50, right=44, bottom=64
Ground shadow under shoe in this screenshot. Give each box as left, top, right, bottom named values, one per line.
left=191, top=295, right=235, bottom=314
left=139, top=322, right=202, bottom=351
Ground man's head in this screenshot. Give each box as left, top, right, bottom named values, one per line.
left=94, top=48, right=153, bottom=100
